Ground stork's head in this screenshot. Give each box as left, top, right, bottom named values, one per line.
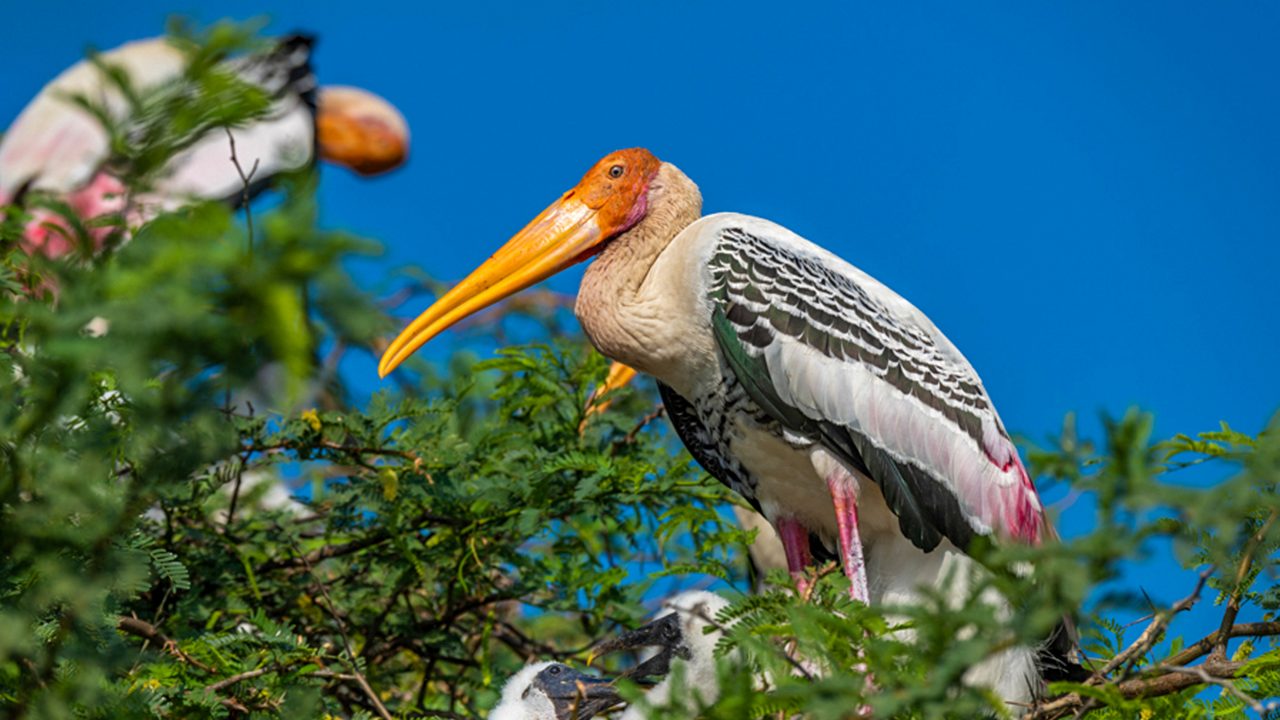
left=377, top=148, right=664, bottom=376
left=316, top=86, right=409, bottom=176
left=489, top=662, right=621, bottom=720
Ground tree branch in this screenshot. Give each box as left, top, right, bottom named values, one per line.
left=117, top=616, right=214, bottom=674
left=1091, top=566, right=1213, bottom=680
left=257, top=508, right=462, bottom=573
left=1213, top=510, right=1277, bottom=660
left=1164, top=621, right=1280, bottom=667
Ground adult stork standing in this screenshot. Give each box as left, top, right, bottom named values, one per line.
left=378, top=149, right=1066, bottom=705
left=0, top=33, right=408, bottom=257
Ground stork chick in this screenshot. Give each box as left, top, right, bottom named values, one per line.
left=489, top=662, right=621, bottom=720
left=594, top=591, right=734, bottom=718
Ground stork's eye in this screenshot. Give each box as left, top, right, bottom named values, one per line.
left=608, top=165, right=624, bottom=179
left=548, top=665, right=561, bottom=675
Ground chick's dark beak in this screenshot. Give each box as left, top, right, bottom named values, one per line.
left=537, top=666, right=621, bottom=719
left=590, top=612, right=690, bottom=683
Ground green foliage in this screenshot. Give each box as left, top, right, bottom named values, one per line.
left=2, top=22, right=1278, bottom=720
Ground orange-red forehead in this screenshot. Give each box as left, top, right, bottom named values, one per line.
left=590, top=148, right=659, bottom=177
left=573, top=148, right=661, bottom=210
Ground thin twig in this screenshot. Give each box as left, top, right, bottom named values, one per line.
left=224, top=456, right=246, bottom=531
left=224, top=127, right=260, bottom=253
left=205, top=666, right=271, bottom=692
left=611, top=405, right=666, bottom=452
left=244, top=438, right=428, bottom=478
left=800, top=561, right=841, bottom=603
left=1092, top=566, right=1213, bottom=680
left=1162, top=664, right=1264, bottom=714
left=293, top=542, right=395, bottom=720
left=258, top=508, right=461, bottom=573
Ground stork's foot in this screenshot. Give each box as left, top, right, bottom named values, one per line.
left=826, top=476, right=870, bottom=603
left=775, top=516, right=814, bottom=596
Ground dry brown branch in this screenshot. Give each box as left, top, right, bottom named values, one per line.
left=1161, top=664, right=1263, bottom=714
left=1027, top=567, right=1248, bottom=720
left=1030, top=655, right=1247, bottom=719
left=205, top=666, right=271, bottom=692
left=616, top=405, right=666, bottom=449
left=117, top=615, right=214, bottom=674
left=1091, top=566, right=1213, bottom=680
left=1163, top=621, right=1280, bottom=667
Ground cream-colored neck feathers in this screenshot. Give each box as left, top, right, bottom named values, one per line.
left=575, top=162, right=703, bottom=374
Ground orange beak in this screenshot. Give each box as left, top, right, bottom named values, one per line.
left=590, top=362, right=638, bottom=410
left=378, top=193, right=606, bottom=377
left=316, top=86, right=410, bottom=176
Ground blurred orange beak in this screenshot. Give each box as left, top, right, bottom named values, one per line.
left=378, top=193, right=606, bottom=377
left=316, top=86, right=409, bottom=176
left=589, top=362, right=638, bottom=410
left=579, top=361, right=639, bottom=434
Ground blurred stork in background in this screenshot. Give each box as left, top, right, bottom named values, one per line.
left=0, top=29, right=411, bottom=520
left=0, top=32, right=408, bottom=259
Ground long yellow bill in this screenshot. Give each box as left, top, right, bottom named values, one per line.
left=378, top=194, right=603, bottom=377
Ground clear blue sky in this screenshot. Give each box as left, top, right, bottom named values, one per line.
left=4, top=0, right=1277, bottom=651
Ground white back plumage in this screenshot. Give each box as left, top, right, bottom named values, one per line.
left=0, top=39, right=183, bottom=199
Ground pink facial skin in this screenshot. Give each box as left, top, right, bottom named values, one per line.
left=18, top=172, right=127, bottom=259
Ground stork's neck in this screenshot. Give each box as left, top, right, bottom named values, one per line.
left=576, top=163, right=703, bottom=374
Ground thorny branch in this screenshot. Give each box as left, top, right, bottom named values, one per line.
left=615, top=405, right=666, bottom=450
left=1029, top=523, right=1280, bottom=720
left=1091, top=566, right=1214, bottom=680
left=1213, top=510, right=1277, bottom=660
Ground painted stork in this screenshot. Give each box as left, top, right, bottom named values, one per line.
left=593, top=590, right=734, bottom=718
left=0, top=34, right=408, bottom=258
left=377, top=149, right=1069, bottom=705
left=490, top=662, right=620, bottom=720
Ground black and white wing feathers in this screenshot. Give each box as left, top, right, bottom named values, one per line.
left=701, top=215, right=1045, bottom=553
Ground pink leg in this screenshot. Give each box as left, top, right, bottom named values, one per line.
left=774, top=516, right=814, bottom=595
left=827, top=476, right=870, bottom=603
